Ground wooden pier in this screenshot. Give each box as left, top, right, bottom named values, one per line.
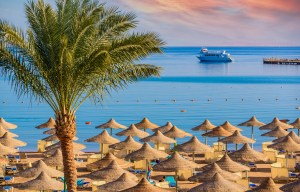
left=263, top=58, right=300, bottom=65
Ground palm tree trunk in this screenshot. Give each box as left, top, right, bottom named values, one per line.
left=55, top=112, right=77, bottom=192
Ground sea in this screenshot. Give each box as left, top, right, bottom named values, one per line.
left=0, top=47, right=300, bottom=151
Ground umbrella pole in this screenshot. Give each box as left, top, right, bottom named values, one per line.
left=205, top=130, right=208, bottom=145
left=64, top=178, right=66, bottom=192
left=101, top=144, right=104, bottom=158
left=251, top=126, right=254, bottom=148
left=218, top=137, right=220, bottom=151
left=235, top=143, right=238, bottom=151
left=110, top=128, right=112, bottom=136
left=298, top=129, right=300, bottom=137
left=175, top=171, right=178, bottom=192
left=193, top=152, right=195, bottom=161
left=226, top=142, right=228, bottom=152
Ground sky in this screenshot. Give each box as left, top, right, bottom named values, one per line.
left=0, top=0, right=299, bottom=46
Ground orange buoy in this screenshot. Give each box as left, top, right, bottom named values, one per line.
left=85, top=122, right=91, bottom=125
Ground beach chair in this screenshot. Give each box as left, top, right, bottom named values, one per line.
left=155, top=181, right=170, bottom=188
left=0, top=186, right=13, bottom=192
left=77, top=179, right=90, bottom=189
left=165, top=176, right=176, bottom=187
left=4, top=176, right=14, bottom=184
left=5, top=166, right=17, bottom=175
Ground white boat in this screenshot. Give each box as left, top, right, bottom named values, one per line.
left=197, top=48, right=232, bottom=62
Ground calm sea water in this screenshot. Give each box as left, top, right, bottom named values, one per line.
left=0, top=47, right=300, bottom=151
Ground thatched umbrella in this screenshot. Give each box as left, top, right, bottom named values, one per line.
left=0, top=132, right=27, bottom=148
left=18, top=171, right=64, bottom=191
left=220, top=121, right=242, bottom=133
left=109, top=136, right=142, bottom=152
left=44, top=146, right=84, bottom=156
left=273, top=131, right=300, bottom=144
left=229, top=143, right=269, bottom=163
left=152, top=122, right=173, bottom=133
left=134, top=117, right=159, bottom=131
left=188, top=173, right=247, bottom=192
left=0, top=143, right=18, bottom=155
left=140, top=130, right=176, bottom=150
left=153, top=151, right=199, bottom=191
left=259, top=117, right=293, bottom=130
left=290, top=118, right=300, bottom=136
left=36, top=117, right=56, bottom=129
left=85, top=129, right=119, bottom=154
left=125, top=143, right=168, bottom=161
left=268, top=136, right=300, bottom=168
left=0, top=125, right=18, bottom=137
left=95, top=118, right=127, bottom=135
left=45, top=141, right=86, bottom=151
left=121, top=177, right=171, bottom=192
left=0, top=118, right=17, bottom=129
left=188, top=163, right=241, bottom=182
left=175, top=136, right=212, bottom=161
left=280, top=178, right=300, bottom=192
left=202, top=126, right=232, bottom=151
left=164, top=126, right=192, bottom=141
left=17, top=160, right=63, bottom=178
left=203, top=153, right=250, bottom=173
left=219, top=130, right=255, bottom=150
left=261, top=126, right=289, bottom=138
left=41, top=134, right=78, bottom=142
left=43, top=128, right=56, bottom=135
left=249, top=177, right=282, bottom=192
left=238, top=116, right=265, bottom=148
left=86, top=152, right=133, bottom=171
left=85, top=160, right=138, bottom=182
left=96, top=172, right=138, bottom=192
left=192, top=119, right=216, bottom=145
left=42, top=149, right=64, bottom=167
left=116, top=124, right=149, bottom=138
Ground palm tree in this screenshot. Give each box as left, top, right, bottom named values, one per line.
left=0, top=0, right=164, bottom=191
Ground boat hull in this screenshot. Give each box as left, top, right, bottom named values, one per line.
left=197, top=56, right=232, bottom=62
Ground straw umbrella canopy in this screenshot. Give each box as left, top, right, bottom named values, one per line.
left=86, top=152, right=133, bottom=171
left=140, top=130, right=176, bottom=150
left=280, top=179, right=300, bottom=192
left=0, top=125, right=18, bottom=137
left=43, top=128, right=56, bottom=135
left=96, top=172, right=138, bottom=192
left=175, top=136, right=212, bottom=161
left=192, top=119, right=216, bottom=145
left=18, top=171, right=64, bottom=191
left=188, top=173, right=247, bottom=192
left=17, top=160, right=63, bottom=178
left=229, top=143, right=269, bottom=163
left=0, top=157, right=9, bottom=165
left=203, top=153, right=250, bottom=173
left=220, top=121, right=242, bottom=133
left=188, top=163, right=241, bottom=182
left=164, top=126, right=192, bottom=140
left=36, top=117, right=56, bottom=129
left=42, top=149, right=64, bottom=167
left=261, top=126, right=289, bottom=138
left=85, top=129, right=119, bottom=154
left=45, top=141, right=86, bottom=152
left=44, top=146, right=84, bottom=156
left=238, top=116, right=265, bottom=148
left=268, top=136, right=300, bottom=152
left=290, top=118, right=300, bottom=136
left=259, top=117, right=293, bottom=130
left=41, top=134, right=78, bottom=142
left=152, top=121, right=173, bottom=133
left=85, top=160, right=138, bottom=182
left=202, top=126, right=232, bottom=151
left=134, top=117, right=159, bottom=131
left=0, top=118, right=17, bottom=129
left=153, top=152, right=200, bottom=191
left=121, top=177, right=171, bottom=192
left=273, top=131, right=300, bottom=144
left=116, top=124, right=149, bottom=138
left=248, top=178, right=282, bottom=192
left=0, top=143, right=18, bottom=155
left=109, top=136, right=142, bottom=151
left=0, top=132, right=27, bottom=148
left=219, top=130, right=255, bottom=150
left=125, top=143, right=168, bottom=161
left=95, top=118, right=127, bottom=135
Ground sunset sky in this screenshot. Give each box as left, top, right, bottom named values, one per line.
left=0, top=0, right=299, bottom=46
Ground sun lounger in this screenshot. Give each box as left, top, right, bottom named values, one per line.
left=0, top=186, right=13, bottom=192
left=4, top=176, right=14, bottom=184
left=165, top=176, right=176, bottom=187
left=249, top=182, right=257, bottom=189
left=77, top=179, right=90, bottom=189
left=5, top=166, right=17, bottom=175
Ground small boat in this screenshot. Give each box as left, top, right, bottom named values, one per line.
left=197, top=48, right=232, bottom=62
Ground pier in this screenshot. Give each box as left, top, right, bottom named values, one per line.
left=263, top=58, right=300, bottom=65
